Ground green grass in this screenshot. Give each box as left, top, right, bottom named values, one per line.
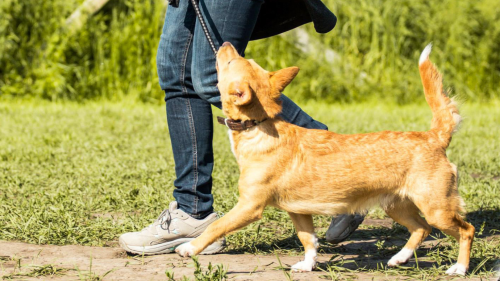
left=0, top=100, right=499, bottom=278
left=165, top=256, right=228, bottom=281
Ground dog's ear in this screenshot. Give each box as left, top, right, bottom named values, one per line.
left=230, top=81, right=253, bottom=106
left=269, top=66, right=299, bottom=93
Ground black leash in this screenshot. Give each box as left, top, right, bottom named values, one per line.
left=189, top=0, right=218, bottom=56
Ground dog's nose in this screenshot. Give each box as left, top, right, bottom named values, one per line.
left=222, top=42, right=231, bottom=47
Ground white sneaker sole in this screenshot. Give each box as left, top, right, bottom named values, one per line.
left=119, top=237, right=225, bottom=256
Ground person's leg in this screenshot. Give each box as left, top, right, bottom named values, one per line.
left=156, top=0, right=218, bottom=218
left=166, top=97, right=215, bottom=218
left=119, top=0, right=225, bottom=255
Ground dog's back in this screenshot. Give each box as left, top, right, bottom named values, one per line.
left=268, top=125, right=454, bottom=215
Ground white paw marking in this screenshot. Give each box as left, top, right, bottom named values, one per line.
left=446, top=263, right=467, bottom=276
left=291, top=260, right=315, bottom=272
left=387, top=248, right=414, bottom=267
left=175, top=242, right=196, bottom=257
left=292, top=249, right=317, bottom=272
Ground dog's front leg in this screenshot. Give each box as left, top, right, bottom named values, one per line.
left=288, top=212, right=318, bottom=272
left=175, top=200, right=265, bottom=257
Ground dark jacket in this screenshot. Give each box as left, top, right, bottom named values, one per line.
left=250, top=0, right=337, bottom=40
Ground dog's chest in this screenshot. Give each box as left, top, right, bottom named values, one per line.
left=229, top=129, right=276, bottom=160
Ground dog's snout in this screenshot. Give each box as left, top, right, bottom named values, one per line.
left=217, top=41, right=239, bottom=64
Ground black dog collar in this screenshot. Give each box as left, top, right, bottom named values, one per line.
left=217, top=116, right=267, bottom=131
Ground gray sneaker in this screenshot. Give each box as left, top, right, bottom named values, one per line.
left=325, top=214, right=365, bottom=244
left=119, top=201, right=225, bottom=255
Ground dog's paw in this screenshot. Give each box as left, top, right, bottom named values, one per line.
left=291, top=260, right=315, bottom=272
left=175, top=242, right=196, bottom=257
left=446, top=263, right=467, bottom=276
left=387, top=256, right=409, bottom=267
left=387, top=248, right=413, bottom=267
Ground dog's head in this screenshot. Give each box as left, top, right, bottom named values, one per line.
left=216, top=42, right=299, bottom=121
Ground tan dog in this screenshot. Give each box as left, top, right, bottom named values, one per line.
left=175, top=42, right=474, bottom=275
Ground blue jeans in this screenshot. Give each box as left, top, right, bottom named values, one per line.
left=157, top=0, right=327, bottom=218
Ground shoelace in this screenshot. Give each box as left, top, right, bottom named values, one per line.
left=158, top=209, right=173, bottom=233
left=144, top=209, right=173, bottom=233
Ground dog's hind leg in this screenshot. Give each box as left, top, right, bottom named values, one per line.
left=413, top=168, right=475, bottom=275
left=440, top=215, right=474, bottom=275
left=418, top=204, right=474, bottom=275
left=385, top=199, right=432, bottom=267
left=288, top=212, right=318, bottom=272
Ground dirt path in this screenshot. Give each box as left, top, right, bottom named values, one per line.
left=2, top=240, right=350, bottom=280
left=1, top=241, right=340, bottom=281
left=1, top=219, right=497, bottom=280
left=0, top=241, right=472, bottom=281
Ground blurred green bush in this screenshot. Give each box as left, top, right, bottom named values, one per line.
left=1, top=0, right=499, bottom=103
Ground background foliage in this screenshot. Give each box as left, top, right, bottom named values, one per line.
left=1, top=0, right=500, bottom=103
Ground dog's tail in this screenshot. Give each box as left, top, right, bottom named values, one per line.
left=419, top=44, right=461, bottom=147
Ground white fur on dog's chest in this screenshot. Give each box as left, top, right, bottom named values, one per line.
left=227, top=129, right=237, bottom=159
